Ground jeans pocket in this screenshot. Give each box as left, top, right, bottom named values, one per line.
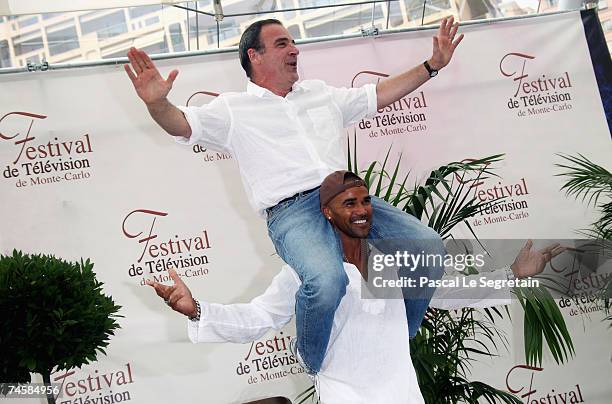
left=266, top=219, right=286, bottom=259
left=266, top=201, right=290, bottom=241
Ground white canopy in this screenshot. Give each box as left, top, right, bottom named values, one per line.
left=0, top=0, right=586, bottom=19
left=0, top=0, right=185, bottom=16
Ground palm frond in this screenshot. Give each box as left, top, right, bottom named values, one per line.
left=556, top=153, right=612, bottom=206
left=294, top=142, right=578, bottom=404
left=556, top=153, right=612, bottom=240
left=513, top=287, right=575, bottom=366
left=295, top=385, right=318, bottom=404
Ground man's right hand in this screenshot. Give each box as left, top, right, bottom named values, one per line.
left=125, top=47, right=179, bottom=107
left=147, top=268, right=198, bottom=318
left=124, top=47, right=191, bottom=138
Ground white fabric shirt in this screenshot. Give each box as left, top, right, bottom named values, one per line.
left=177, top=80, right=378, bottom=216
left=187, top=264, right=511, bottom=404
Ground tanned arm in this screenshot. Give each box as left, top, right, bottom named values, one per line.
left=376, top=16, right=465, bottom=109
left=125, top=47, right=191, bottom=139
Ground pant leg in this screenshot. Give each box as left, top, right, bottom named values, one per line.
left=267, top=189, right=346, bottom=374
left=368, top=196, right=445, bottom=338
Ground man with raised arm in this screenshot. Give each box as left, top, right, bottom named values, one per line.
left=126, top=17, right=464, bottom=375
left=147, top=171, right=564, bottom=404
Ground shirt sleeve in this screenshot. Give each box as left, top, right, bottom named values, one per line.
left=429, top=268, right=512, bottom=310
left=328, top=83, right=378, bottom=127
left=187, top=266, right=299, bottom=344
left=175, top=95, right=232, bottom=153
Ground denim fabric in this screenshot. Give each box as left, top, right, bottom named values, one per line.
left=368, top=196, right=446, bottom=338
left=266, top=190, right=444, bottom=374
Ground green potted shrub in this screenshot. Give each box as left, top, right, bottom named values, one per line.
left=0, top=250, right=121, bottom=404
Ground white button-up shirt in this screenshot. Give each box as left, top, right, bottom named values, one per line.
left=177, top=80, right=378, bottom=216
left=187, top=264, right=511, bottom=404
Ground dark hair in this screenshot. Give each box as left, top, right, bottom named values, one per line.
left=343, top=171, right=363, bottom=184
left=239, top=19, right=282, bottom=78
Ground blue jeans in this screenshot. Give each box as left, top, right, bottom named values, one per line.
left=266, top=188, right=444, bottom=374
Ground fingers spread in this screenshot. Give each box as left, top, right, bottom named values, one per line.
left=140, top=50, right=154, bottom=65
left=147, top=280, right=172, bottom=299
left=452, top=33, right=465, bottom=49
left=521, top=239, right=534, bottom=252
left=124, top=64, right=136, bottom=82
left=550, top=246, right=567, bottom=258
left=130, top=48, right=148, bottom=73
left=127, top=51, right=141, bottom=74
left=449, top=23, right=459, bottom=40
left=439, top=17, right=448, bottom=33
left=540, top=243, right=560, bottom=252
left=444, top=16, right=454, bottom=33
left=167, top=69, right=179, bottom=85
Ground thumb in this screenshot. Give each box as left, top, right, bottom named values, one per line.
left=521, top=239, right=533, bottom=253
left=432, top=36, right=440, bottom=53
left=166, top=69, right=179, bottom=86
left=168, top=268, right=182, bottom=285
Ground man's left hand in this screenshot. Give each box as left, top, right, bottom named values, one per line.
left=147, top=267, right=197, bottom=317
left=428, top=16, right=464, bottom=71
left=511, top=240, right=567, bottom=279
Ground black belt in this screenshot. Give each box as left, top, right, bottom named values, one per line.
left=267, top=187, right=319, bottom=215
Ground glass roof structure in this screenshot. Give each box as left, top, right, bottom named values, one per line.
left=0, top=0, right=609, bottom=72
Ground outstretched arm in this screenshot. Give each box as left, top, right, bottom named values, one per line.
left=125, top=48, right=191, bottom=138
left=430, top=241, right=566, bottom=309
left=147, top=267, right=298, bottom=344
left=376, top=16, right=464, bottom=109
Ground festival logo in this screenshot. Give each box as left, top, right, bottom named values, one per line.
left=499, top=53, right=574, bottom=118
left=51, top=363, right=136, bottom=404
left=351, top=71, right=429, bottom=139
left=452, top=159, right=532, bottom=227
left=549, top=242, right=612, bottom=317
left=471, top=176, right=531, bottom=227
left=0, top=111, right=94, bottom=189
left=185, top=91, right=233, bottom=163
left=505, top=365, right=585, bottom=403
left=121, top=209, right=212, bottom=285
left=557, top=272, right=610, bottom=317
left=234, top=331, right=303, bottom=385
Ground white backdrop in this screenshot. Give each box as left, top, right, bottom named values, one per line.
left=1, top=11, right=611, bottom=404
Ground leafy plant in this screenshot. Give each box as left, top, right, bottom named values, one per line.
left=556, top=153, right=612, bottom=326
left=603, top=277, right=612, bottom=326
left=0, top=250, right=122, bottom=404
left=351, top=139, right=575, bottom=368
left=296, top=139, right=576, bottom=404
left=411, top=307, right=520, bottom=404
left=513, top=287, right=574, bottom=366
left=556, top=153, right=612, bottom=240
left=353, top=145, right=523, bottom=403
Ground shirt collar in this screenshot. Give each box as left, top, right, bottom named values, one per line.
left=246, top=80, right=305, bottom=98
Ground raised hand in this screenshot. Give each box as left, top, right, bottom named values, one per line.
left=511, top=240, right=567, bottom=279
left=429, top=16, right=464, bottom=70
left=124, top=47, right=179, bottom=106
left=146, top=268, right=197, bottom=317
